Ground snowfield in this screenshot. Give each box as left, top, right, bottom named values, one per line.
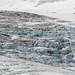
left=0, top=0, right=75, bottom=23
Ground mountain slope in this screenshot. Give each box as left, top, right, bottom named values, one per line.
left=0, top=0, right=65, bottom=9
left=0, top=0, right=74, bottom=14
left=0, top=0, right=74, bottom=23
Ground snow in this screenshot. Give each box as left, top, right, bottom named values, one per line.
left=11, top=35, right=19, bottom=40
left=25, top=72, right=63, bottom=75
left=0, top=0, right=21, bottom=7
left=0, top=0, right=75, bottom=24
left=0, top=56, right=65, bottom=75
left=0, top=0, right=74, bottom=14
left=0, top=55, right=75, bottom=75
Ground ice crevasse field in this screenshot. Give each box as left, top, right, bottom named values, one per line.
left=0, top=0, right=75, bottom=75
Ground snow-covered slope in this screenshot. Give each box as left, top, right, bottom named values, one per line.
left=0, top=0, right=75, bottom=23
left=0, top=0, right=74, bottom=14
left=0, top=0, right=73, bottom=13
left=0, top=0, right=66, bottom=10
left=0, top=0, right=21, bottom=6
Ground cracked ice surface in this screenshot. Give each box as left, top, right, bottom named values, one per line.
left=0, top=11, right=75, bottom=75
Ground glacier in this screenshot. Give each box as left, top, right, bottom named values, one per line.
left=0, top=0, right=75, bottom=75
